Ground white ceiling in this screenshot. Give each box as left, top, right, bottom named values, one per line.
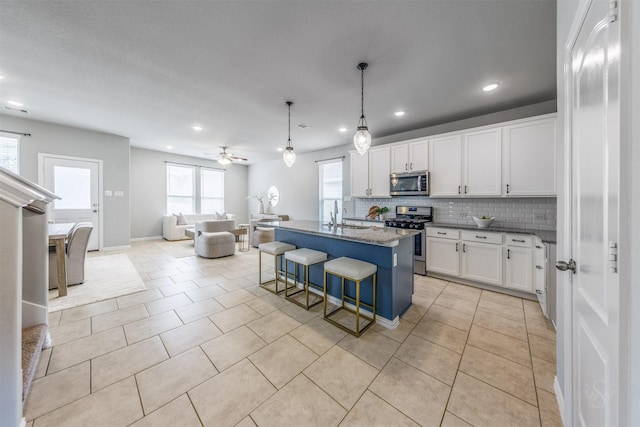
left=0, top=0, right=556, bottom=164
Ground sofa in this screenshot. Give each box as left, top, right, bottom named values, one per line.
left=249, top=214, right=289, bottom=248
left=163, top=213, right=235, bottom=241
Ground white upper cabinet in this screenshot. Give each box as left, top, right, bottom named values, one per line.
left=429, top=134, right=462, bottom=197
left=350, top=151, right=370, bottom=197
left=463, top=128, right=502, bottom=196
left=390, top=138, right=428, bottom=173
left=349, top=145, right=391, bottom=198
left=503, top=116, right=557, bottom=196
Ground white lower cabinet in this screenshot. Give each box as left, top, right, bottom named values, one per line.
left=426, top=227, right=540, bottom=296
left=504, top=246, right=534, bottom=293
left=426, top=237, right=460, bottom=276
left=460, top=241, right=502, bottom=286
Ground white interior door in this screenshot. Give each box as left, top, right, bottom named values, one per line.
left=41, top=155, right=101, bottom=251
left=567, top=0, right=620, bottom=425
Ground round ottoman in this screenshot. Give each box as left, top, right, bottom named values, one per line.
left=196, top=231, right=236, bottom=258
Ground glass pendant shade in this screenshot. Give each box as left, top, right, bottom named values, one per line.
left=354, top=125, right=371, bottom=155
left=218, top=157, right=231, bottom=165
left=283, top=146, right=296, bottom=168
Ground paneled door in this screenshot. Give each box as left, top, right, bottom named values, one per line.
left=40, top=154, right=102, bottom=251
left=566, top=0, right=620, bottom=425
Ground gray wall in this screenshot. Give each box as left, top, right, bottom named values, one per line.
left=248, top=145, right=351, bottom=220
left=1, top=114, right=131, bottom=248
left=130, top=147, right=248, bottom=238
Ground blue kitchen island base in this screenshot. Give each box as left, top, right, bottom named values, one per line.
left=274, top=227, right=414, bottom=325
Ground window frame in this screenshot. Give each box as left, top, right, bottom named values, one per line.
left=0, top=133, right=20, bottom=174
left=318, top=158, right=343, bottom=224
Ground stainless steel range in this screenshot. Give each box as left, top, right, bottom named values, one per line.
left=385, top=206, right=433, bottom=275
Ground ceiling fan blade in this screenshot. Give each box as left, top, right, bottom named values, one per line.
left=229, top=155, right=248, bottom=161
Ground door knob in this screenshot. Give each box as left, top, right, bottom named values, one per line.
left=555, top=259, right=577, bottom=274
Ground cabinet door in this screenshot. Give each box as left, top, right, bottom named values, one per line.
left=369, top=146, right=391, bottom=197
left=390, top=144, right=409, bottom=173
left=464, top=128, right=502, bottom=196
left=460, top=241, right=502, bottom=286
left=504, top=246, right=534, bottom=293
left=409, top=139, right=428, bottom=171
left=429, top=134, right=462, bottom=197
left=427, top=237, right=460, bottom=276
left=350, top=151, right=370, bottom=197
left=503, top=117, right=556, bottom=196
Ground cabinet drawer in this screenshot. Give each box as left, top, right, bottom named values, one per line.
left=461, top=230, right=502, bottom=245
left=427, top=228, right=460, bottom=240
left=505, top=234, right=533, bottom=247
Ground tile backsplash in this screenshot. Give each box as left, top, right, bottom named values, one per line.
left=353, top=197, right=557, bottom=231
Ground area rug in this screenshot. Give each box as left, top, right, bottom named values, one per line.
left=153, top=239, right=196, bottom=258
left=48, top=253, right=146, bottom=312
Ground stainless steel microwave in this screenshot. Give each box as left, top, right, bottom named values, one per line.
left=390, top=171, right=429, bottom=196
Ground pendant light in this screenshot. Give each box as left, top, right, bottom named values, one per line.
left=354, top=62, right=371, bottom=155
left=283, top=101, right=296, bottom=167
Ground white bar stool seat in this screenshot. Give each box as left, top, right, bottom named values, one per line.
left=284, top=248, right=327, bottom=310
left=258, top=241, right=296, bottom=294
left=323, top=256, right=377, bottom=337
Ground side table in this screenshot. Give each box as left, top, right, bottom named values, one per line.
left=238, top=224, right=249, bottom=252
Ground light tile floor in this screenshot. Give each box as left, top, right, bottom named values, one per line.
left=25, top=240, right=563, bottom=427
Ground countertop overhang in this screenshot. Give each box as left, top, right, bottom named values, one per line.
left=259, top=220, right=419, bottom=246
left=426, top=223, right=557, bottom=244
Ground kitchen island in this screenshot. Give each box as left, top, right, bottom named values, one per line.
left=263, top=220, right=418, bottom=327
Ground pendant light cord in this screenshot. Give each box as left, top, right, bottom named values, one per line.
left=360, top=66, right=365, bottom=120
left=287, top=101, right=292, bottom=148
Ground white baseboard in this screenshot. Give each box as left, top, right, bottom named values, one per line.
left=102, top=245, right=132, bottom=251
left=130, top=236, right=163, bottom=242
left=554, top=376, right=565, bottom=425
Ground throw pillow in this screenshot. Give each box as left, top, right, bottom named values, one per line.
left=175, top=213, right=188, bottom=225
left=215, top=211, right=227, bottom=220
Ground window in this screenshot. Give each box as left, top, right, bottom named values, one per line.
left=0, top=134, right=19, bottom=173
left=200, top=167, right=224, bottom=213
left=319, top=159, right=343, bottom=224
left=167, top=164, right=195, bottom=214
left=166, top=163, right=225, bottom=214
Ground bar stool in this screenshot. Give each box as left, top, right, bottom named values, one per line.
left=323, top=257, right=377, bottom=337
left=258, top=241, right=296, bottom=294
left=284, top=248, right=327, bottom=310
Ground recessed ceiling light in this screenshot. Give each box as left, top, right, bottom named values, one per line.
left=394, top=111, right=405, bottom=117
left=482, top=82, right=500, bottom=92
left=7, top=100, right=23, bottom=107
left=192, top=125, right=202, bottom=131
left=166, top=145, right=173, bottom=149
left=0, top=75, right=5, bottom=80
left=277, top=147, right=283, bottom=152
left=339, top=127, right=348, bottom=132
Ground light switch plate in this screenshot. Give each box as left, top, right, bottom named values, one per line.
left=114, top=190, right=124, bottom=197
left=104, top=190, right=113, bottom=196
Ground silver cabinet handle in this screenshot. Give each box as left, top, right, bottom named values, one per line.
left=455, top=243, right=459, bottom=252
left=475, top=235, right=487, bottom=239
left=464, top=185, right=468, bottom=194
left=458, top=185, right=461, bottom=194
left=462, top=243, right=466, bottom=252
left=536, top=265, right=543, bottom=269
left=507, top=249, right=510, bottom=259
left=536, top=290, right=543, bottom=295
left=437, top=231, right=446, bottom=235
left=506, top=184, right=510, bottom=194
left=512, top=239, right=526, bottom=243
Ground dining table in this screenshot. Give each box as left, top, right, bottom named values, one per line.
left=48, top=222, right=76, bottom=297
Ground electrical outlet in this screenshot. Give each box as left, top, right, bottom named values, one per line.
left=534, top=213, right=545, bottom=220
left=458, top=212, right=467, bottom=218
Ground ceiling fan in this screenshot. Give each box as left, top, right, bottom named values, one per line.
left=212, top=146, right=248, bottom=165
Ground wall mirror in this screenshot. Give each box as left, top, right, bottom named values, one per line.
left=268, top=186, right=280, bottom=207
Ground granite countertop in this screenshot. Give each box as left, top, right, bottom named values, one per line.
left=427, top=223, right=557, bottom=244
left=342, top=217, right=386, bottom=224
left=261, top=220, right=419, bottom=246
